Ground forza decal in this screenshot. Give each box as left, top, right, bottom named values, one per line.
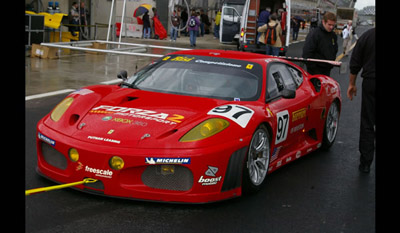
left=207, top=104, right=254, bottom=128
left=90, top=105, right=185, bottom=125
left=275, top=110, right=289, bottom=144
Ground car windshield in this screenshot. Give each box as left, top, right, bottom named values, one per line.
left=124, top=55, right=263, bottom=101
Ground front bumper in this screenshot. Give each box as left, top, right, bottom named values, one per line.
left=36, top=121, right=250, bottom=203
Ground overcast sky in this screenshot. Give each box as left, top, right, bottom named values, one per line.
left=354, top=0, right=375, bottom=9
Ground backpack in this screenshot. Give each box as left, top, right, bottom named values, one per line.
left=189, top=17, right=196, bottom=27
left=265, top=23, right=278, bottom=45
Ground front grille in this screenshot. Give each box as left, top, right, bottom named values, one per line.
left=141, top=165, right=193, bottom=191
left=41, top=142, right=68, bottom=170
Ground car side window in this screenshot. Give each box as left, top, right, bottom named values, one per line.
left=287, top=65, right=303, bottom=87
left=266, top=62, right=299, bottom=101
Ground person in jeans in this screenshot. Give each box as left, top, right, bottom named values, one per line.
left=257, top=13, right=282, bottom=56
left=142, top=12, right=151, bottom=39
left=170, top=10, right=180, bottom=42
left=188, top=10, right=200, bottom=47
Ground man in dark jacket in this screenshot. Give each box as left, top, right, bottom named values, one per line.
left=302, top=12, right=338, bottom=76
left=347, top=27, right=375, bottom=173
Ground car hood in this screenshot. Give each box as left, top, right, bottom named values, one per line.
left=70, top=88, right=224, bottom=148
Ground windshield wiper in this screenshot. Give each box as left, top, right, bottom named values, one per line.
left=121, top=81, right=140, bottom=89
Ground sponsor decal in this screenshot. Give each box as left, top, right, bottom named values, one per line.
left=198, top=166, right=222, bottom=186
left=102, top=116, right=148, bottom=127
left=292, top=108, right=307, bottom=122
left=171, top=56, right=195, bottom=62
left=271, top=146, right=282, bottom=162
left=87, top=135, right=120, bottom=144
left=85, top=165, right=113, bottom=179
left=290, top=123, right=304, bottom=134
left=90, top=105, right=184, bottom=125
left=107, top=129, right=115, bottom=135
left=145, top=157, right=191, bottom=165
left=205, top=166, right=218, bottom=177
left=195, top=59, right=241, bottom=68
left=76, top=162, right=84, bottom=171
left=38, top=132, right=55, bottom=146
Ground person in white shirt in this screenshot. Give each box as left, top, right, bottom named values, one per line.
left=342, top=20, right=353, bottom=56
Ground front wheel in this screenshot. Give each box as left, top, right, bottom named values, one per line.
left=242, top=125, right=270, bottom=194
left=321, top=100, right=340, bottom=149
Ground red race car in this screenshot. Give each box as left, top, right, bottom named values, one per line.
left=36, top=49, right=341, bottom=203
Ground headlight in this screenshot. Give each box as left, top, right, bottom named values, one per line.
left=180, top=118, right=229, bottom=142
left=50, top=97, right=74, bottom=122
left=68, top=148, right=79, bottom=162
left=109, top=156, right=124, bottom=170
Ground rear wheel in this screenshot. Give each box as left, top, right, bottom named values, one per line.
left=242, top=125, right=270, bottom=194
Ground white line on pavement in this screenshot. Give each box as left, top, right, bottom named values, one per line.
left=25, top=89, right=76, bottom=101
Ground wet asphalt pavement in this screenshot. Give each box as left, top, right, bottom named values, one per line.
left=25, top=26, right=375, bottom=232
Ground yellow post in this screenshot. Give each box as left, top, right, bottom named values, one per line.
left=25, top=178, right=98, bottom=196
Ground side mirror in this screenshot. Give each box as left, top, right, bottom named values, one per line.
left=281, top=89, right=296, bottom=99
left=117, top=70, right=128, bottom=81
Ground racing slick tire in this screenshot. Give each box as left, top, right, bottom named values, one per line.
left=242, top=125, right=270, bottom=194
left=321, top=100, right=340, bottom=150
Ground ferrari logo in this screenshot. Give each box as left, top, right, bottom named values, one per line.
left=107, top=129, right=115, bottom=135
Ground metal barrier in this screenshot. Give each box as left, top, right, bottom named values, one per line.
left=40, top=40, right=189, bottom=57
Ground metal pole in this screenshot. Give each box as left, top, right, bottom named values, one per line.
left=40, top=42, right=164, bottom=57
left=107, top=0, right=115, bottom=42
left=118, top=0, right=127, bottom=48
left=286, top=0, right=291, bottom=48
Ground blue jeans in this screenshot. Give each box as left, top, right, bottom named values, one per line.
left=189, top=30, right=197, bottom=46
left=292, top=30, right=299, bottom=40
left=214, top=24, right=219, bottom=38
left=143, top=27, right=151, bottom=39
left=170, top=27, right=178, bottom=41
left=266, top=45, right=280, bottom=56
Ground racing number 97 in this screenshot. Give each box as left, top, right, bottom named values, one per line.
left=275, top=110, right=289, bottom=144
left=208, top=104, right=255, bottom=128
left=212, top=105, right=252, bottom=119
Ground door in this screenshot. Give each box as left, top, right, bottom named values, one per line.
left=265, top=62, right=310, bottom=151
left=220, top=6, right=241, bottom=43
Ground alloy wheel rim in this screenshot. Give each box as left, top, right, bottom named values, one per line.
left=248, top=129, right=269, bottom=186
left=326, top=103, right=339, bottom=143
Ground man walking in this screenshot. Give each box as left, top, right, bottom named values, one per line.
left=302, top=12, right=338, bottom=76
left=347, top=27, right=375, bottom=173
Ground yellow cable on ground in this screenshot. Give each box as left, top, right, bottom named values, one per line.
left=25, top=178, right=98, bottom=196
